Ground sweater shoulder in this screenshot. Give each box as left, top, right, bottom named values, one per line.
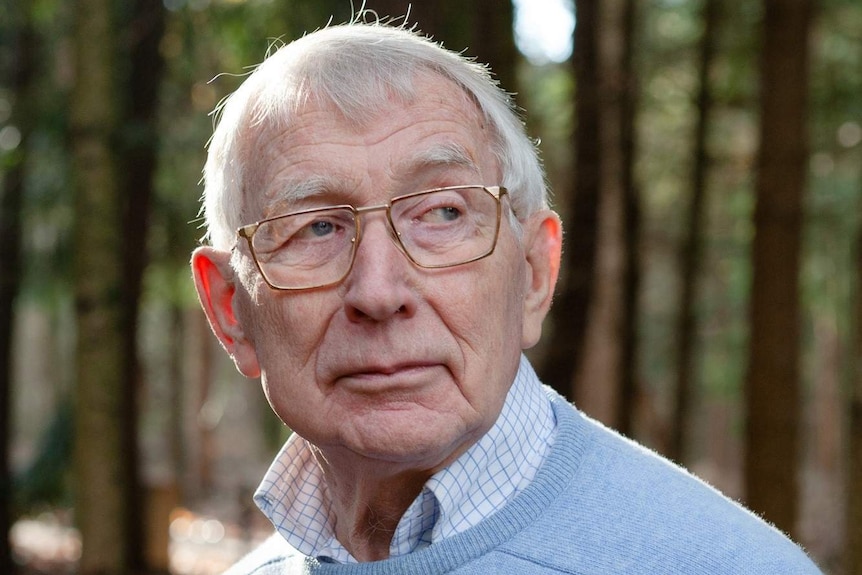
left=514, top=398, right=823, bottom=574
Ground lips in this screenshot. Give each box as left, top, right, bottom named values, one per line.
left=330, top=361, right=446, bottom=389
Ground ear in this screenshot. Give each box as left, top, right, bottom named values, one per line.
left=521, top=211, right=563, bottom=349
left=191, top=246, right=261, bottom=378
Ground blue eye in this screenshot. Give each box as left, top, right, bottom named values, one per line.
left=310, top=220, right=335, bottom=236
left=434, top=206, right=462, bottom=222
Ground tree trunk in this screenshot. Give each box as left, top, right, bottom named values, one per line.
left=616, top=0, right=640, bottom=439
left=361, top=0, right=446, bottom=39
left=569, top=0, right=631, bottom=429
left=743, top=0, right=813, bottom=539
left=0, top=3, right=35, bottom=572
left=469, top=0, right=518, bottom=96
left=118, top=0, right=166, bottom=569
left=71, top=0, right=128, bottom=573
left=849, top=230, right=862, bottom=575
left=540, top=0, right=601, bottom=401
left=363, top=0, right=517, bottom=94
left=670, top=0, right=719, bottom=464
left=188, top=311, right=216, bottom=497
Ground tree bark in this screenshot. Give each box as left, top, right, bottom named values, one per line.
left=361, top=0, right=446, bottom=38
left=362, top=0, right=518, bottom=94
left=570, top=0, right=629, bottom=427
left=71, top=0, right=128, bottom=573
left=0, top=3, right=35, bottom=572
left=670, top=0, right=719, bottom=464
left=743, top=0, right=813, bottom=539
left=540, top=0, right=601, bottom=401
left=849, top=231, right=862, bottom=575
left=616, top=0, right=640, bottom=439
left=118, top=0, right=166, bottom=569
left=469, top=0, right=518, bottom=96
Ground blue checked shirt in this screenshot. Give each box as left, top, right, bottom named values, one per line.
left=253, top=355, right=557, bottom=563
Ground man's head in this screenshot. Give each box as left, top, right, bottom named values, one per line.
left=192, top=22, right=562, bottom=475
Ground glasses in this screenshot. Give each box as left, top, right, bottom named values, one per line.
left=237, top=185, right=508, bottom=291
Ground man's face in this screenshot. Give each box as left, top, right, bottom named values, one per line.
left=194, top=73, right=560, bottom=474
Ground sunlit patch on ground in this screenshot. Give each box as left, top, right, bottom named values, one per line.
left=11, top=509, right=271, bottom=575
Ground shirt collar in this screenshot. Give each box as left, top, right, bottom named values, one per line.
left=253, top=354, right=556, bottom=563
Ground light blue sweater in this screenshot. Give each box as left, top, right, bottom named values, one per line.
left=225, top=389, right=822, bottom=574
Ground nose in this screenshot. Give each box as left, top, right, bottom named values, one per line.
left=340, top=213, right=418, bottom=323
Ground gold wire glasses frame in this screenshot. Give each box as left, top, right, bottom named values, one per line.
left=237, top=185, right=509, bottom=291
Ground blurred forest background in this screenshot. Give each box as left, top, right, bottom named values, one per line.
left=0, top=0, right=860, bottom=573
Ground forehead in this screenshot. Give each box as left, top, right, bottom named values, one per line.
left=242, top=73, right=499, bottom=215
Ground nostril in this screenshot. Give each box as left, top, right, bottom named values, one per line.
left=345, top=305, right=369, bottom=322
left=344, top=302, right=409, bottom=323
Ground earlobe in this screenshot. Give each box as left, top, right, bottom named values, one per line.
left=191, top=247, right=261, bottom=378
left=521, top=211, right=563, bottom=349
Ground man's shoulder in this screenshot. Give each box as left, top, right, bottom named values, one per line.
left=537, top=397, right=822, bottom=573
left=222, top=534, right=307, bottom=575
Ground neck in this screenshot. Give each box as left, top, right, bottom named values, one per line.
left=316, top=454, right=432, bottom=561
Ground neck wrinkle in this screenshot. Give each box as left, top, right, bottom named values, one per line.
left=322, top=466, right=430, bottom=562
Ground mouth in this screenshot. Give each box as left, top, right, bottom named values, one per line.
left=334, top=362, right=445, bottom=389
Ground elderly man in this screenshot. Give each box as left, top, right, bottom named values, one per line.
left=191, top=20, right=821, bottom=575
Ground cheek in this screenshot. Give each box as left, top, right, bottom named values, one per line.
left=445, top=247, right=527, bottom=366
left=450, top=271, right=524, bottom=426
left=485, top=240, right=528, bottom=332
left=253, top=298, right=331, bottom=426
left=248, top=293, right=333, bottom=374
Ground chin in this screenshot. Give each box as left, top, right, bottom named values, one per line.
left=343, top=413, right=484, bottom=469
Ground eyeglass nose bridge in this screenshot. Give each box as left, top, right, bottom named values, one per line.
left=349, top=202, right=412, bottom=261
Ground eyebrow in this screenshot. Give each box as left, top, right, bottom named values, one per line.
left=400, top=142, right=480, bottom=177
left=262, top=142, right=482, bottom=217
left=262, top=175, right=339, bottom=218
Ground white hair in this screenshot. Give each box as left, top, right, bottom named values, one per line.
left=201, top=21, right=549, bottom=249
